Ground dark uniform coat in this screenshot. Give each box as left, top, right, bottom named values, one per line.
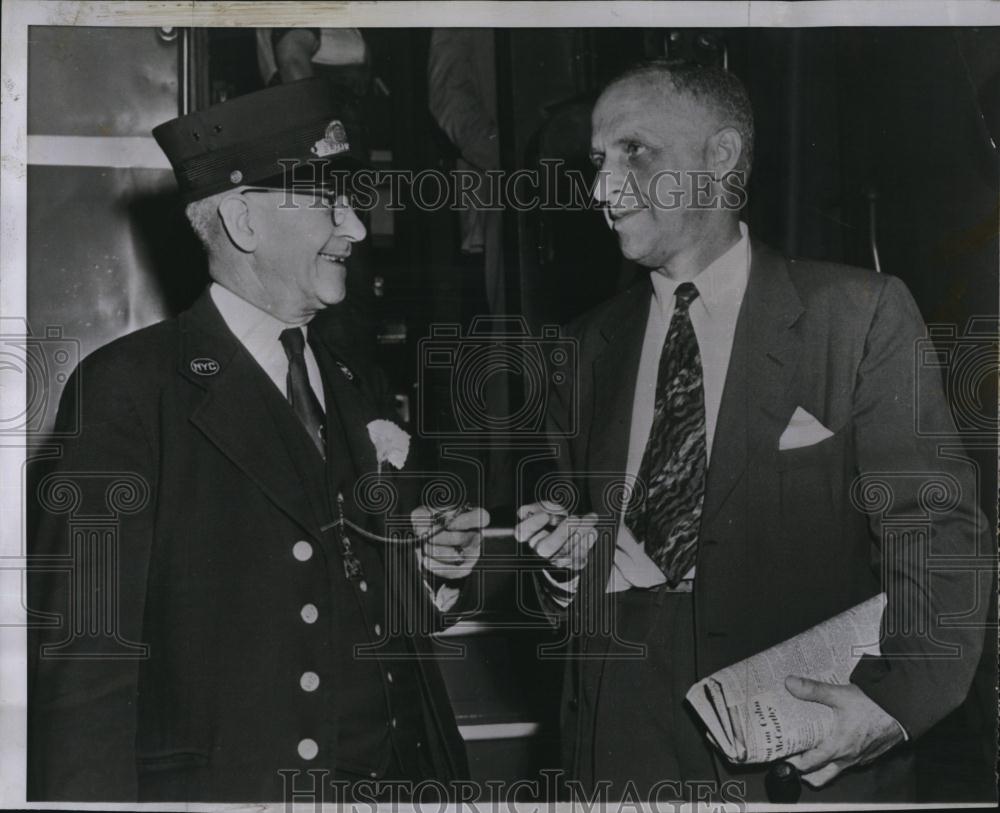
left=543, top=242, right=992, bottom=801
left=27, top=291, right=468, bottom=802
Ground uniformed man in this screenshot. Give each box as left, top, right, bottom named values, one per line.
left=27, top=78, right=486, bottom=803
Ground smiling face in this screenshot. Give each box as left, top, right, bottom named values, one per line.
left=590, top=76, right=717, bottom=271
left=244, top=189, right=366, bottom=323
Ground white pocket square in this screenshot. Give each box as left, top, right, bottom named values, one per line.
left=778, top=406, right=834, bottom=450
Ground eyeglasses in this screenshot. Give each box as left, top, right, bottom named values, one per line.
left=239, top=187, right=352, bottom=226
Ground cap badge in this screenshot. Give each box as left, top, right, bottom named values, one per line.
left=312, top=119, right=350, bottom=158
left=229, top=170, right=243, bottom=184
left=190, top=357, right=220, bottom=376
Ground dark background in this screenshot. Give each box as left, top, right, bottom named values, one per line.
left=26, top=25, right=999, bottom=799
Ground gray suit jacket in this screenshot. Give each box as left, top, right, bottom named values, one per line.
left=542, top=240, right=992, bottom=799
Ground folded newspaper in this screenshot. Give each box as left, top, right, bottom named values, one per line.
left=685, top=593, right=886, bottom=764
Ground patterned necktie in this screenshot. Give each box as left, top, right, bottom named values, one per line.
left=279, top=327, right=326, bottom=458
left=624, top=281, right=707, bottom=587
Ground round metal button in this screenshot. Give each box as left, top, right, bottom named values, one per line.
left=390, top=717, right=398, bottom=729
left=297, top=738, right=318, bottom=760
left=229, top=169, right=243, bottom=184
left=373, top=623, right=382, bottom=636
left=300, top=671, right=320, bottom=692
left=359, top=580, right=368, bottom=593
left=386, top=670, right=394, bottom=684
left=293, top=541, right=313, bottom=562
left=300, top=603, right=319, bottom=624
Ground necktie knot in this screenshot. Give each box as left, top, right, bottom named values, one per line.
left=279, top=327, right=306, bottom=360
left=675, top=282, right=699, bottom=310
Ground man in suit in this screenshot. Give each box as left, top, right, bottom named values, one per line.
left=27, top=78, right=486, bottom=802
left=515, top=59, right=992, bottom=802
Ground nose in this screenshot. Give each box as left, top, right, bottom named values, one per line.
left=591, top=168, right=620, bottom=229
left=591, top=168, right=616, bottom=207
left=332, top=195, right=367, bottom=242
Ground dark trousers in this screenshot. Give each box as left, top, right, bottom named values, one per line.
left=572, top=589, right=719, bottom=802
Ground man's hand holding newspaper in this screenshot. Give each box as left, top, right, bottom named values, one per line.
left=686, top=594, right=906, bottom=788
left=781, top=675, right=906, bottom=787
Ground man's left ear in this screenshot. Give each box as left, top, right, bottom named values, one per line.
left=218, top=193, right=259, bottom=254
left=707, top=126, right=743, bottom=177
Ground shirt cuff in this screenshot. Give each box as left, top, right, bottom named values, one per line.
left=608, top=529, right=668, bottom=591
left=892, top=716, right=910, bottom=742
left=540, top=568, right=580, bottom=608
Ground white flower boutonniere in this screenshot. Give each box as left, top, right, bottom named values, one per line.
left=366, top=419, right=411, bottom=473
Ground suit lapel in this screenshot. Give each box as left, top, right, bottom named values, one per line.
left=702, top=242, right=805, bottom=525
left=578, top=280, right=651, bottom=613
left=587, top=279, right=652, bottom=510
left=180, top=291, right=325, bottom=538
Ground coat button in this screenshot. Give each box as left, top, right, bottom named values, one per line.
left=359, top=580, right=368, bottom=592
left=373, top=623, right=382, bottom=636
left=386, top=670, right=394, bottom=684
left=300, top=671, right=320, bottom=692
left=293, top=541, right=313, bottom=561
left=300, top=604, right=319, bottom=624
left=390, top=717, right=398, bottom=729
left=297, top=738, right=318, bottom=760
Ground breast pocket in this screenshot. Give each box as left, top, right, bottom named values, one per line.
left=776, top=425, right=850, bottom=552
left=776, top=424, right=847, bottom=471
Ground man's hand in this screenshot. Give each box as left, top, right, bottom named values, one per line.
left=783, top=676, right=907, bottom=787
left=514, top=501, right=599, bottom=571
left=412, top=506, right=489, bottom=582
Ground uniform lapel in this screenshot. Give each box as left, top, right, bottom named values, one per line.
left=180, top=291, right=324, bottom=538
left=308, top=331, right=394, bottom=542
left=701, top=242, right=805, bottom=525
left=310, top=336, right=380, bottom=482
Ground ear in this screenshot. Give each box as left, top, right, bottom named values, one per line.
left=705, top=126, right=743, bottom=178
left=218, top=194, right=258, bottom=253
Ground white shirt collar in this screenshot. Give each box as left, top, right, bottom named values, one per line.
left=210, top=282, right=310, bottom=353
left=650, top=221, right=751, bottom=318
